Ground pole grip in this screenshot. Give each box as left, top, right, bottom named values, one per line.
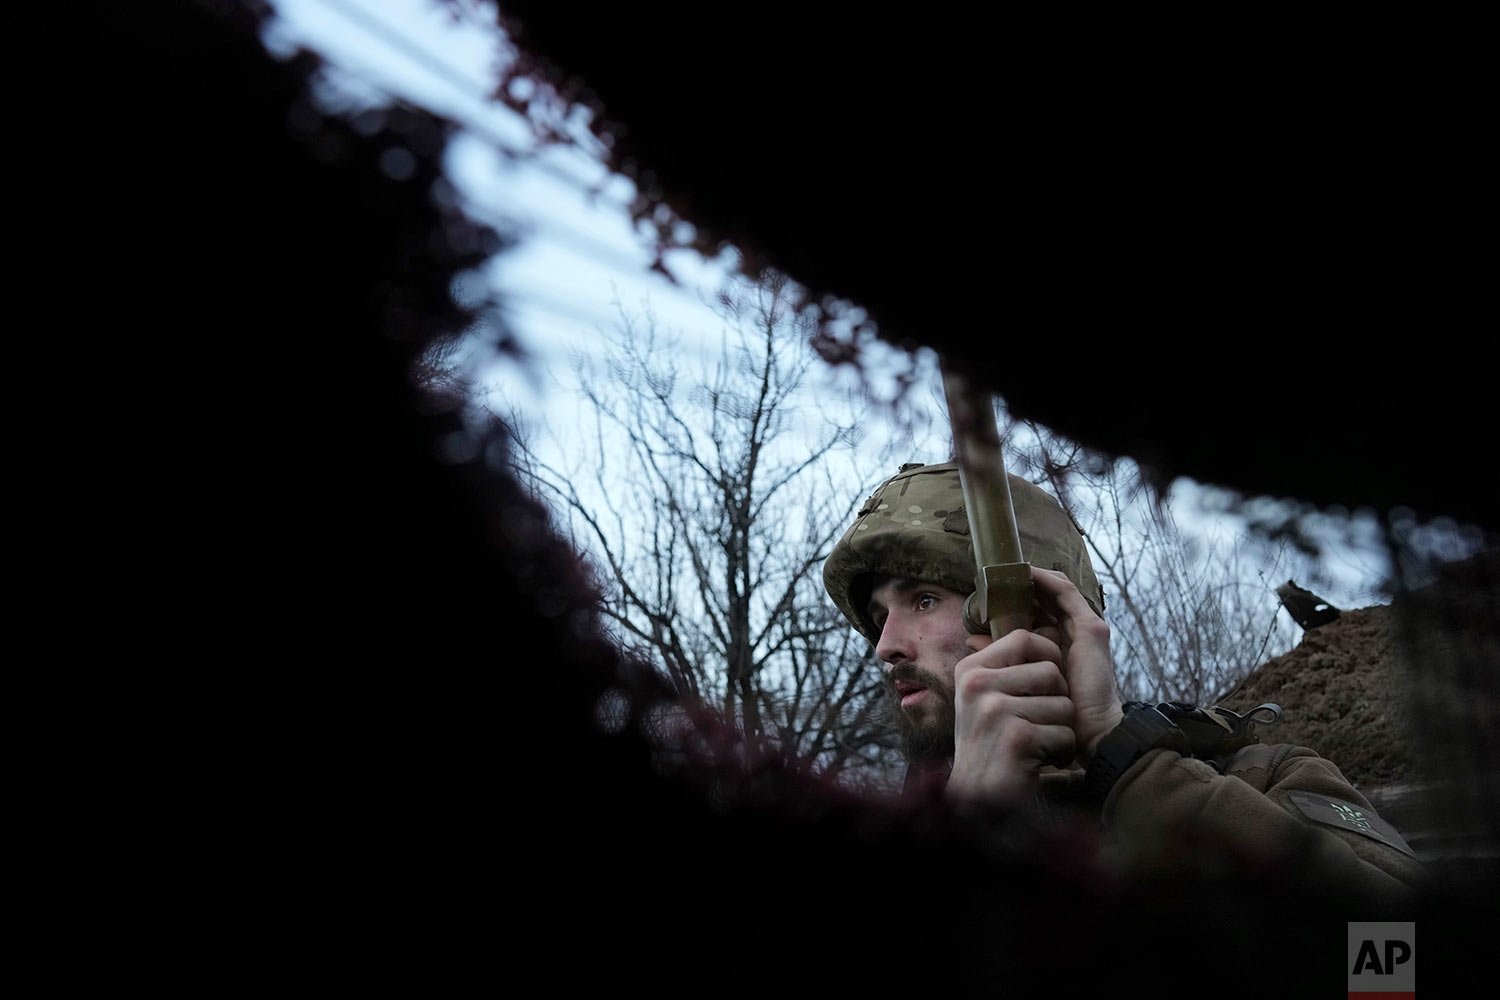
left=940, top=362, right=1033, bottom=639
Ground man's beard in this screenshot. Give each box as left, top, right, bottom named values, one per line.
left=885, top=663, right=956, bottom=765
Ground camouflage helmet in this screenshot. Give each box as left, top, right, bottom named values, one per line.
left=822, top=461, right=1105, bottom=648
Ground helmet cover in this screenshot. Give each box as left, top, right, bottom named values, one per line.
left=823, top=462, right=1105, bottom=648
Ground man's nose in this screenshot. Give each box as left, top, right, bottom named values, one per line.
left=874, top=614, right=911, bottom=666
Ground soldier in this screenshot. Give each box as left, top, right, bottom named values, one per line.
left=823, top=461, right=1425, bottom=907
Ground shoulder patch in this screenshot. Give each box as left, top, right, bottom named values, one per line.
left=1286, top=791, right=1418, bottom=858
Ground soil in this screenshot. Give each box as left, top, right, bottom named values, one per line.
left=1219, top=604, right=1417, bottom=790
left=1218, top=548, right=1499, bottom=863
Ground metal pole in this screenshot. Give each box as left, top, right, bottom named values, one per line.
left=940, top=361, right=1033, bottom=639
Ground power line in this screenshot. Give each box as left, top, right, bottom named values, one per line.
left=308, top=0, right=509, bottom=123
left=285, top=0, right=740, bottom=330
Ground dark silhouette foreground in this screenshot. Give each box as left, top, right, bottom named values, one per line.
left=54, top=4, right=1494, bottom=994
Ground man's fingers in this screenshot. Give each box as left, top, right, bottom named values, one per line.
left=962, top=627, right=1062, bottom=671
left=1009, top=694, right=1075, bottom=726
left=1035, top=723, right=1078, bottom=769
left=957, top=687, right=1075, bottom=729
left=1031, top=566, right=1100, bottom=620
left=1003, top=717, right=1077, bottom=769
left=955, top=659, right=1069, bottom=699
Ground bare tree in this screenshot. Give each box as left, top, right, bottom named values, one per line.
left=501, top=282, right=1329, bottom=788
left=996, top=412, right=1305, bottom=704
left=505, top=272, right=905, bottom=789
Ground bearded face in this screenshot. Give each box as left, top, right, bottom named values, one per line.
left=868, top=578, right=974, bottom=768
left=884, top=660, right=957, bottom=764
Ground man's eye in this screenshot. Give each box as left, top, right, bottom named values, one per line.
left=916, top=593, right=937, bottom=610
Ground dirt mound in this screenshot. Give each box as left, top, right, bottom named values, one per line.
left=1220, top=604, right=1415, bottom=791
left=1220, top=548, right=1499, bottom=872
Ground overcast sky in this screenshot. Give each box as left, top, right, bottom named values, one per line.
left=255, top=0, right=1439, bottom=616
left=264, top=0, right=744, bottom=381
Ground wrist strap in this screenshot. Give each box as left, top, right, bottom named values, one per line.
left=1084, top=705, right=1189, bottom=801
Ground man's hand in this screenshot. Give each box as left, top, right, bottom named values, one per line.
left=945, top=566, right=1126, bottom=807
left=945, top=628, right=1076, bottom=806
left=1030, top=567, right=1124, bottom=764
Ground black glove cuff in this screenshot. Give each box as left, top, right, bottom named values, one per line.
left=1084, top=705, right=1190, bottom=801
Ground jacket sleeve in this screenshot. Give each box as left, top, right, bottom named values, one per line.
left=1100, top=742, right=1426, bottom=913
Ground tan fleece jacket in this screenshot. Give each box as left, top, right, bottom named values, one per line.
left=1086, top=743, right=1426, bottom=914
